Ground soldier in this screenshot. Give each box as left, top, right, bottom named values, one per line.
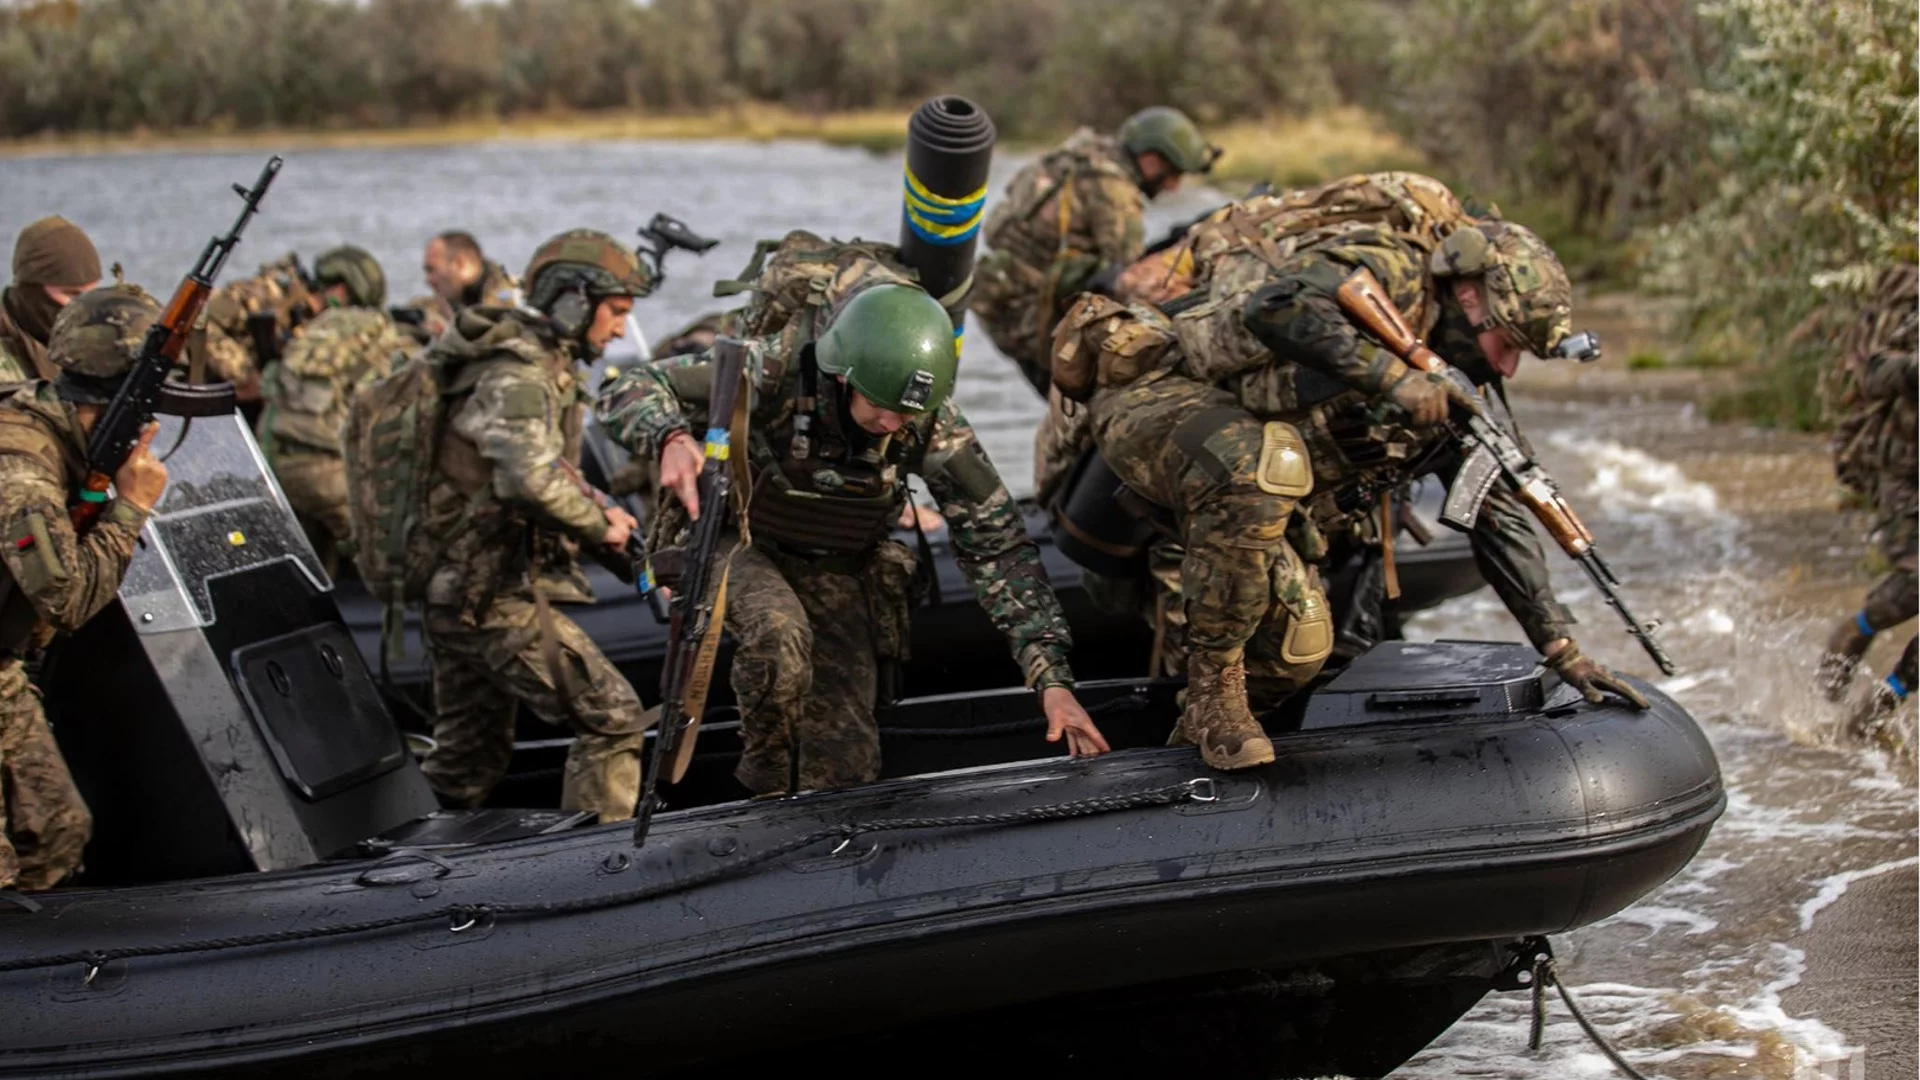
left=405, top=229, right=653, bottom=821
left=0, top=285, right=170, bottom=889
left=1068, top=214, right=1648, bottom=769
left=257, top=246, right=415, bottom=578
left=974, top=106, right=1220, bottom=397
left=399, top=230, right=523, bottom=342
left=199, top=248, right=341, bottom=407
left=596, top=266, right=1110, bottom=797
left=0, top=216, right=103, bottom=385
left=1818, top=265, right=1917, bottom=735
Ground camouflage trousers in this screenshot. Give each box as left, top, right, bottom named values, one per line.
left=723, top=540, right=914, bottom=796
left=270, top=448, right=352, bottom=578
left=1091, top=371, right=1334, bottom=693
left=0, top=660, right=90, bottom=890
left=970, top=251, right=1055, bottom=398
left=1860, top=482, right=1917, bottom=652
left=422, top=596, right=650, bottom=822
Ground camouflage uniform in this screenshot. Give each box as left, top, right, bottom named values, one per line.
left=1822, top=266, right=1919, bottom=709
left=974, top=128, right=1148, bottom=396
left=400, top=259, right=522, bottom=342
left=0, top=294, right=54, bottom=387
left=596, top=266, right=1077, bottom=796
left=199, top=254, right=319, bottom=391
left=259, top=306, right=414, bottom=575
left=416, top=306, right=649, bottom=821
left=0, top=384, right=151, bottom=889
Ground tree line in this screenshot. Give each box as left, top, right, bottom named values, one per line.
left=3, top=0, right=1913, bottom=427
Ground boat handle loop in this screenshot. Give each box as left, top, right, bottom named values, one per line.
left=1184, top=778, right=1219, bottom=803
left=354, top=847, right=458, bottom=886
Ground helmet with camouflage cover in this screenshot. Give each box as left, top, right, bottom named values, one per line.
left=1428, top=220, right=1572, bottom=356
left=313, top=245, right=387, bottom=308
left=1117, top=106, right=1221, bottom=176
left=522, top=228, right=654, bottom=314
left=46, top=283, right=160, bottom=403
left=815, top=284, right=957, bottom=415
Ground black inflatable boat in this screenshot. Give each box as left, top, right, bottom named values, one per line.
left=0, top=409, right=1722, bottom=1080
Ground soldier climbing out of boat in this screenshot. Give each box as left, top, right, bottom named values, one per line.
left=0, top=285, right=170, bottom=890
left=256, top=245, right=416, bottom=580
left=0, top=216, right=104, bottom=387
left=350, top=228, right=655, bottom=823
left=1056, top=189, right=1651, bottom=771
left=196, top=247, right=333, bottom=411
left=970, top=106, right=1221, bottom=508
left=394, top=230, right=524, bottom=345
left=1817, top=265, right=1918, bottom=739
left=595, top=255, right=1111, bottom=798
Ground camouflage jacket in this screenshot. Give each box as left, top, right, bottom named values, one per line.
left=1829, top=265, right=1918, bottom=500
left=422, top=306, right=611, bottom=614
left=981, top=128, right=1147, bottom=295
left=400, top=260, right=523, bottom=342
left=595, top=328, right=1079, bottom=693
left=200, top=254, right=320, bottom=386
left=262, top=306, right=413, bottom=458
left=0, top=290, right=53, bottom=386
left=0, top=383, right=149, bottom=656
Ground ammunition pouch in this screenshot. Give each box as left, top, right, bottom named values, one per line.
left=1049, top=446, right=1163, bottom=578
left=746, top=466, right=897, bottom=558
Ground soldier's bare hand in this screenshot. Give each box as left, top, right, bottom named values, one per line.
left=601, top=506, right=638, bottom=550
left=114, top=421, right=168, bottom=512
left=660, top=431, right=704, bottom=520
left=1042, top=686, right=1112, bottom=758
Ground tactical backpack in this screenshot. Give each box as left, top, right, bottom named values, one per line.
left=1118, top=171, right=1476, bottom=307
left=340, top=353, right=446, bottom=662
left=713, top=229, right=922, bottom=345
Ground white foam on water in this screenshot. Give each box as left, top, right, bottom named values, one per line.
left=1796, top=855, right=1920, bottom=932
left=1602, top=905, right=1721, bottom=938
left=1722, top=944, right=1864, bottom=1074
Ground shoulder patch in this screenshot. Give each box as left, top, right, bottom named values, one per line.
left=498, top=382, right=548, bottom=420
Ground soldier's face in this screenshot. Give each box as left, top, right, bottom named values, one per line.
left=422, top=240, right=478, bottom=301
left=586, top=296, right=634, bottom=349
left=1450, top=278, right=1523, bottom=378
left=847, top=386, right=909, bottom=435
left=1138, top=152, right=1183, bottom=196
left=42, top=281, right=97, bottom=307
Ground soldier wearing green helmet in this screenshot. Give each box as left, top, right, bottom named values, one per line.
left=389, top=227, right=655, bottom=821
left=257, top=245, right=416, bottom=577
left=199, top=244, right=386, bottom=412
left=972, top=105, right=1221, bottom=402
left=596, top=253, right=1110, bottom=797
left=0, top=283, right=171, bottom=890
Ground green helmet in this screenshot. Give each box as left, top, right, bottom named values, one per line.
left=815, top=284, right=958, bottom=415
left=46, top=284, right=159, bottom=399
left=313, top=245, right=387, bottom=308
left=1429, top=221, right=1572, bottom=356
left=1117, top=106, right=1220, bottom=175
left=523, top=228, right=654, bottom=313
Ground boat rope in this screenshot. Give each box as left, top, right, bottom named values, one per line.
left=1526, top=946, right=1653, bottom=1080
left=0, top=780, right=1210, bottom=978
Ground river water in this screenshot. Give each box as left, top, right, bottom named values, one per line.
left=3, top=139, right=1913, bottom=1079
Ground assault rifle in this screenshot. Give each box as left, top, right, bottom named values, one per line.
left=632, top=335, right=749, bottom=846
left=70, top=155, right=282, bottom=536
left=1333, top=267, right=1676, bottom=676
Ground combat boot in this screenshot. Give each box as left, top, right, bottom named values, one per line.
left=1179, top=650, right=1275, bottom=770
left=1818, top=612, right=1875, bottom=702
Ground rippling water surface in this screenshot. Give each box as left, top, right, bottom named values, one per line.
left=4, top=139, right=1912, bottom=1079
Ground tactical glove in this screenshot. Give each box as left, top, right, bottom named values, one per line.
left=1545, top=640, right=1650, bottom=709
left=1384, top=368, right=1474, bottom=427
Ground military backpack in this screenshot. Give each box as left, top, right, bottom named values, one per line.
left=340, top=353, right=446, bottom=663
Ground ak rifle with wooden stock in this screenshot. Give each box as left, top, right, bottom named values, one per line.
left=632, top=336, right=750, bottom=846
left=1334, top=267, right=1677, bottom=676
left=70, top=155, right=283, bottom=535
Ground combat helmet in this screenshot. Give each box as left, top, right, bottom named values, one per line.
left=1117, top=106, right=1221, bottom=176
left=815, top=284, right=958, bottom=415
left=313, top=245, right=387, bottom=309
left=47, top=283, right=160, bottom=403
left=1428, top=220, right=1572, bottom=357
left=522, top=229, right=654, bottom=315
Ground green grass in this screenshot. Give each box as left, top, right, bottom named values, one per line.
left=1627, top=352, right=1669, bottom=370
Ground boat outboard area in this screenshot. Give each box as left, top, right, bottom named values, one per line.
left=0, top=391, right=1727, bottom=1080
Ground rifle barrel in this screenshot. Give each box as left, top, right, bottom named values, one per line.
left=1576, top=552, right=1677, bottom=676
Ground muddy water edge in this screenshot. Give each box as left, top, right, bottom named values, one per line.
left=1389, top=289, right=1918, bottom=1080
